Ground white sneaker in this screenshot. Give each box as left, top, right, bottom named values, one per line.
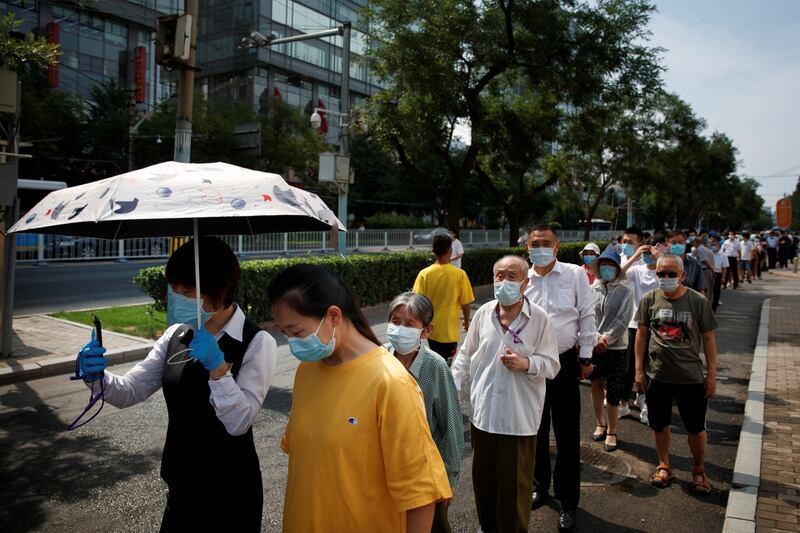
left=640, top=404, right=649, bottom=425
left=603, top=398, right=608, bottom=408
left=618, top=404, right=631, bottom=419
left=634, top=394, right=646, bottom=411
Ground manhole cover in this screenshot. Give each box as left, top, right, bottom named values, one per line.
left=544, top=444, right=633, bottom=487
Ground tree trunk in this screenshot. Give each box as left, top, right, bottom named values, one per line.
left=508, top=208, right=521, bottom=248
left=446, top=185, right=463, bottom=230
left=583, top=217, right=592, bottom=241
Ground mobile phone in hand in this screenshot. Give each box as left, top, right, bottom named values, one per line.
left=92, top=314, right=103, bottom=347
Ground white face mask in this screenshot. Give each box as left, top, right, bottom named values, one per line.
left=658, top=278, right=680, bottom=292
left=386, top=323, right=423, bottom=355
left=529, top=247, right=555, bottom=267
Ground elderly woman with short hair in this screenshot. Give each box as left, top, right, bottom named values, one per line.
left=385, top=291, right=465, bottom=533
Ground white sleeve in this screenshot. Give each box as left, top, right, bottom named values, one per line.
left=575, top=268, right=597, bottom=358
left=92, top=324, right=184, bottom=408
left=451, top=306, right=483, bottom=390
left=208, top=331, right=277, bottom=436
left=526, top=313, right=560, bottom=379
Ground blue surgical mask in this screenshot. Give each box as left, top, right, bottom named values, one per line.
left=599, top=265, right=618, bottom=282
left=583, top=255, right=597, bottom=265
left=494, top=280, right=522, bottom=305
left=687, top=236, right=695, bottom=243
left=642, top=253, right=657, bottom=265
left=386, top=323, right=422, bottom=355
left=658, top=278, right=680, bottom=292
left=669, top=243, right=686, bottom=256
left=287, top=317, right=336, bottom=362
left=167, top=289, right=215, bottom=327
left=621, top=243, right=634, bottom=257
left=529, top=247, right=555, bottom=267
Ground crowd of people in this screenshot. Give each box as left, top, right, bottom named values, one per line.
left=70, top=224, right=796, bottom=532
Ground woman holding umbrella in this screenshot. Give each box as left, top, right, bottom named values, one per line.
left=268, top=264, right=451, bottom=533
left=76, top=237, right=277, bottom=532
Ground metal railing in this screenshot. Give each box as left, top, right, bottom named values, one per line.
left=15, top=228, right=612, bottom=263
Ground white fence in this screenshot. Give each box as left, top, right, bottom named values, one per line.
left=15, top=228, right=613, bottom=263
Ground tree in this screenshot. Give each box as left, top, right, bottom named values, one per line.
left=84, top=79, right=131, bottom=169
left=0, top=13, right=59, bottom=70
left=791, top=177, right=800, bottom=230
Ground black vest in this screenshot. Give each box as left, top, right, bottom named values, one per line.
left=160, top=317, right=263, bottom=492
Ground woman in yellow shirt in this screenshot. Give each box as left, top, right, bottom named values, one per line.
left=268, top=264, right=452, bottom=533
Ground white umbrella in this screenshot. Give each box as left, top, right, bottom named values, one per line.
left=9, top=161, right=345, bottom=327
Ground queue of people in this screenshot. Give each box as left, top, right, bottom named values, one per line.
left=72, top=222, right=750, bottom=532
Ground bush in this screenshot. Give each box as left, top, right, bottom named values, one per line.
left=363, top=212, right=427, bottom=229
left=133, top=241, right=608, bottom=323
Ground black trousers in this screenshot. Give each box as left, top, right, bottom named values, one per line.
left=725, top=257, right=739, bottom=288
left=428, top=339, right=458, bottom=361
left=621, top=328, right=637, bottom=404
left=712, top=273, right=722, bottom=311
left=768, top=247, right=777, bottom=269
left=534, top=348, right=580, bottom=512
left=160, top=478, right=263, bottom=533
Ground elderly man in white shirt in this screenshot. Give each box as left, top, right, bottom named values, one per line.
left=524, top=224, right=596, bottom=532
left=452, top=255, right=560, bottom=533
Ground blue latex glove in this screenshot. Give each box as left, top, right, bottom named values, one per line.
left=79, top=332, right=107, bottom=382
left=189, top=328, right=225, bottom=371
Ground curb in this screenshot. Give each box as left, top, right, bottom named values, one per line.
left=722, top=298, right=771, bottom=533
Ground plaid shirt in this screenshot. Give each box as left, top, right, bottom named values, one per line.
left=683, top=254, right=706, bottom=291
left=385, top=343, right=464, bottom=487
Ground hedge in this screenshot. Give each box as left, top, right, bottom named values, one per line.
left=133, top=241, right=609, bottom=323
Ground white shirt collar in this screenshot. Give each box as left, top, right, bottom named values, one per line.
left=529, top=259, right=563, bottom=279
left=218, top=305, right=245, bottom=342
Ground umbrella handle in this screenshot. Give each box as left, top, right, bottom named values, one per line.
left=194, top=219, right=202, bottom=330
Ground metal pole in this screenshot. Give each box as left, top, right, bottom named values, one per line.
left=174, top=0, right=198, bottom=163
left=337, top=22, right=351, bottom=256
left=193, top=219, right=202, bottom=330
left=1, top=198, right=19, bottom=356
left=626, top=183, right=634, bottom=227
left=36, top=234, right=45, bottom=265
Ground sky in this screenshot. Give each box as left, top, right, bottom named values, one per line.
left=648, top=0, right=800, bottom=210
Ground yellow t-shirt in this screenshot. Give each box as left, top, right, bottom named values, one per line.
left=413, top=263, right=475, bottom=343
left=281, top=347, right=452, bottom=533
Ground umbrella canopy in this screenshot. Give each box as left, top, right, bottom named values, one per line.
left=9, top=161, right=344, bottom=237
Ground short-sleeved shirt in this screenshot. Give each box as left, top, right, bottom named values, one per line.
left=281, top=347, right=451, bottom=532
left=636, top=289, right=718, bottom=384
left=413, top=263, right=475, bottom=343
left=450, top=239, right=465, bottom=269
left=625, top=264, right=658, bottom=328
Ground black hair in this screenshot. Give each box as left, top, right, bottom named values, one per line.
left=624, top=226, right=644, bottom=240
left=165, top=236, right=240, bottom=309
left=529, top=223, right=559, bottom=239
left=644, top=236, right=659, bottom=246
left=267, top=264, right=381, bottom=345
left=432, top=234, right=452, bottom=257
left=666, top=229, right=686, bottom=240
left=447, top=226, right=459, bottom=238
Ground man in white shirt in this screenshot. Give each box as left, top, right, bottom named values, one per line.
left=452, top=255, right=560, bottom=533
left=721, top=232, right=740, bottom=289
left=709, top=235, right=728, bottom=311
left=620, top=226, right=645, bottom=268
left=739, top=232, right=754, bottom=284
left=524, top=225, right=596, bottom=532
left=449, top=227, right=465, bottom=269
left=691, top=237, right=715, bottom=300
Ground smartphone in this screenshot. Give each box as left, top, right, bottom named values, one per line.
left=92, top=314, right=103, bottom=347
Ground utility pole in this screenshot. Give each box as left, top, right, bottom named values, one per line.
left=173, top=0, right=198, bottom=163
left=626, top=183, right=634, bottom=227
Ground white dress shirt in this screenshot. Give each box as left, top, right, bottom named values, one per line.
left=450, top=238, right=465, bottom=269
left=92, top=306, right=277, bottom=436
left=451, top=298, right=560, bottom=436
left=712, top=250, right=729, bottom=273
left=625, top=264, right=658, bottom=328
left=723, top=239, right=740, bottom=258
left=525, top=261, right=597, bottom=357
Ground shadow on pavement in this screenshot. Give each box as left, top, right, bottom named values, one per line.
left=0, top=381, right=158, bottom=533
left=262, top=385, right=292, bottom=416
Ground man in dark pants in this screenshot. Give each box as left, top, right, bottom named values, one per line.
left=525, top=225, right=597, bottom=532
left=722, top=233, right=739, bottom=289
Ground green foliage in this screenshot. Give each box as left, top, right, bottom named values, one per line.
left=363, top=212, right=426, bottom=229
left=52, top=304, right=168, bottom=340
left=0, top=13, right=60, bottom=70
left=85, top=79, right=131, bottom=168
left=133, top=242, right=605, bottom=323
left=257, top=96, right=327, bottom=176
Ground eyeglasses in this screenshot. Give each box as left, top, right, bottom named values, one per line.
left=656, top=271, right=679, bottom=278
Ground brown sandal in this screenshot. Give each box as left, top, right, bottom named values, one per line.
left=650, top=464, right=673, bottom=488
left=691, top=467, right=712, bottom=495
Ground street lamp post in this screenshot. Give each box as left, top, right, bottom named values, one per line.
left=241, top=23, right=352, bottom=255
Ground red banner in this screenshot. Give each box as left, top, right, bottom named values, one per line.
left=776, top=198, right=792, bottom=229
left=46, top=22, right=59, bottom=88
left=133, top=46, right=146, bottom=103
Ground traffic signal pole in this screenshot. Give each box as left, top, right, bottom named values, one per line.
left=173, top=0, right=198, bottom=163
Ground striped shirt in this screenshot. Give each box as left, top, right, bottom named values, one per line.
left=682, top=254, right=707, bottom=292
left=385, top=343, right=465, bottom=487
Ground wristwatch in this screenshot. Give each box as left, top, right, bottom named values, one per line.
left=578, top=358, right=593, bottom=367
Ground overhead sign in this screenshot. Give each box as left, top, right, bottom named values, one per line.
left=776, top=198, right=792, bottom=229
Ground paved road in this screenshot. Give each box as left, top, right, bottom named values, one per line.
left=13, top=260, right=164, bottom=316
left=2, top=276, right=799, bottom=532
